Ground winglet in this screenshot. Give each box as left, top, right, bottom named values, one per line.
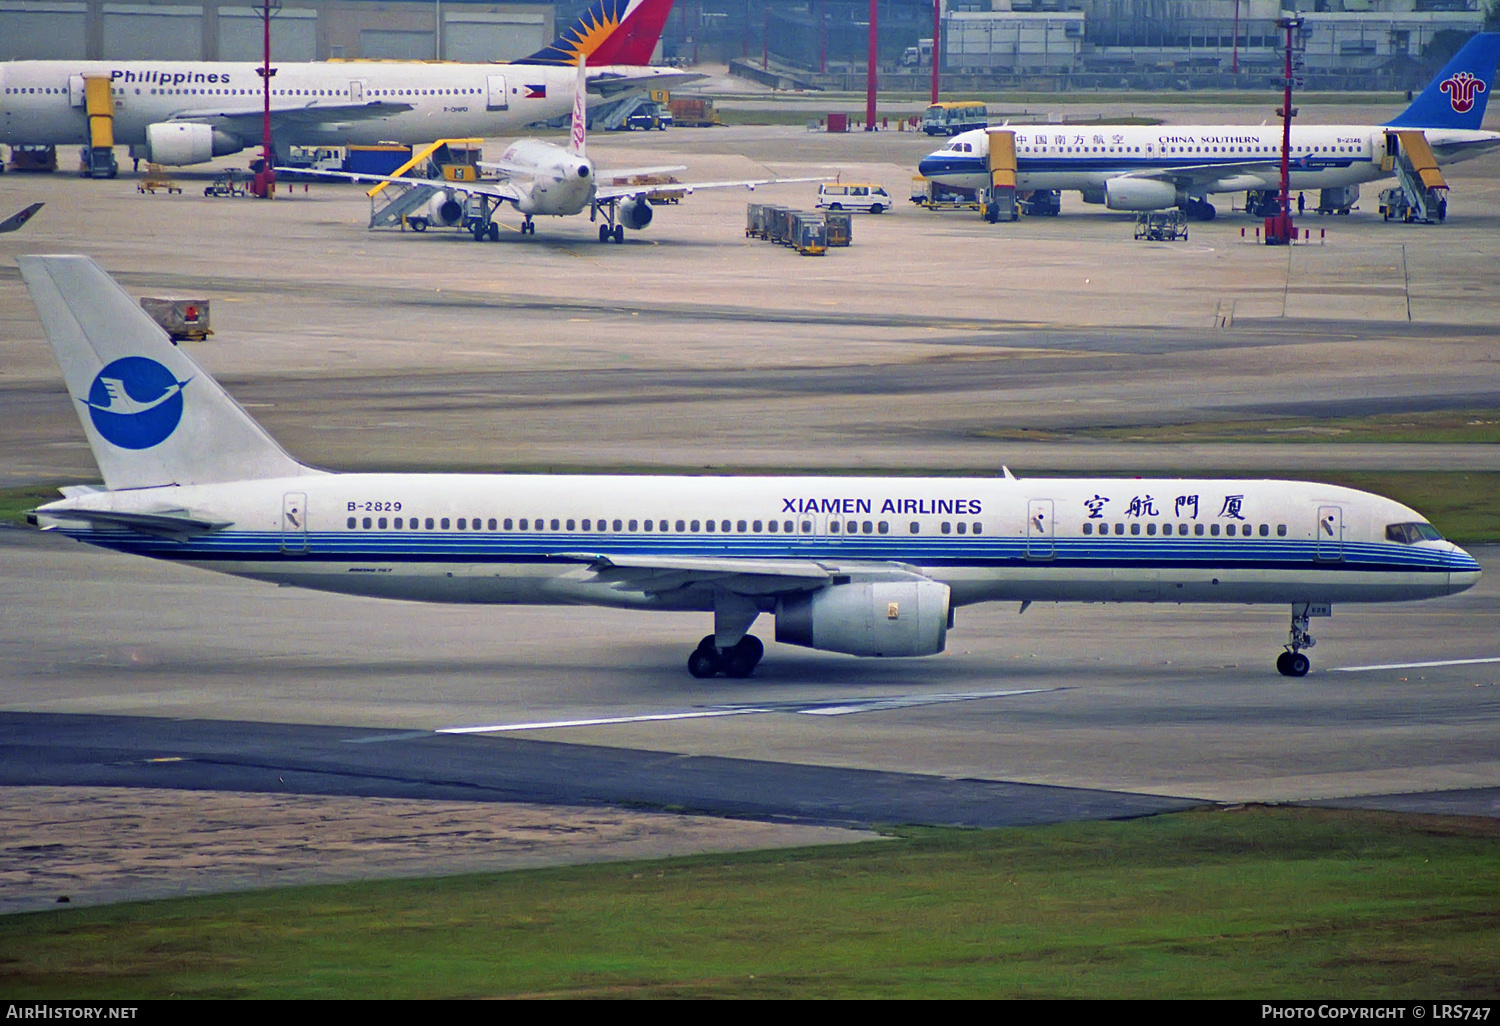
left=0, top=202, right=44, bottom=234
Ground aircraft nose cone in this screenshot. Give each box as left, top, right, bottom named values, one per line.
left=1447, top=543, right=1482, bottom=594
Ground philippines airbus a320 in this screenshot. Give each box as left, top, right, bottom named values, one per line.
left=20, top=256, right=1480, bottom=679
left=919, top=32, right=1500, bottom=220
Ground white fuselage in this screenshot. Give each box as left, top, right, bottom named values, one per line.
left=498, top=137, right=596, bottom=216
left=919, top=123, right=1500, bottom=200
left=37, top=472, right=1481, bottom=612
left=0, top=60, right=664, bottom=154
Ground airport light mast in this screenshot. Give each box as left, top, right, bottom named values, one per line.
left=1266, top=14, right=1303, bottom=245
left=931, top=0, right=941, bottom=105
left=252, top=0, right=279, bottom=200
left=865, top=0, right=878, bottom=130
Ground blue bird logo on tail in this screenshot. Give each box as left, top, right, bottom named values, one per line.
left=80, top=357, right=189, bottom=450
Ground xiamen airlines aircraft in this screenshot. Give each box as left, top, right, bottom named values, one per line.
left=287, top=59, right=818, bottom=243
left=0, top=0, right=685, bottom=169
left=19, top=256, right=1480, bottom=679
left=919, top=31, right=1500, bottom=220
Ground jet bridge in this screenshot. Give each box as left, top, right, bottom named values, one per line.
left=1380, top=130, right=1448, bottom=223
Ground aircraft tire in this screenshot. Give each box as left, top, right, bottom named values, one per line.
left=1287, top=652, right=1310, bottom=677
left=599, top=224, right=610, bottom=243
left=613, top=225, right=625, bottom=243
left=488, top=223, right=500, bottom=242
left=688, top=646, right=722, bottom=679
left=1276, top=651, right=1293, bottom=676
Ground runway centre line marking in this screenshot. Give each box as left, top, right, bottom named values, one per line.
left=436, top=687, right=1062, bottom=734
left=1331, top=656, right=1500, bottom=672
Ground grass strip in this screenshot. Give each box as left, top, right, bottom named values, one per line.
left=1, top=806, right=1495, bottom=998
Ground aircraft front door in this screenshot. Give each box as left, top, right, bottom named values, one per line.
left=282, top=492, right=308, bottom=553
left=1026, top=499, right=1055, bottom=560
left=486, top=75, right=508, bottom=111
left=349, top=79, right=366, bottom=104
left=1315, top=505, right=1343, bottom=562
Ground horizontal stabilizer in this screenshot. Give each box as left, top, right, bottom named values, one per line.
left=31, top=505, right=231, bottom=540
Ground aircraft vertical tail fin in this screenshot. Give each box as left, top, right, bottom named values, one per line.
left=570, top=54, right=588, bottom=157
left=516, top=0, right=674, bottom=67
left=1385, top=32, right=1500, bottom=130
left=18, top=255, right=311, bottom=491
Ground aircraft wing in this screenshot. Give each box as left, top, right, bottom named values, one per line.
left=552, top=553, right=935, bottom=599
left=170, top=100, right=414, bottom=134
left=31, top=505, right=232, bottom=540
left=0, top=202, right=43, bottom=234
left=273, top=167, right=526, bottom=204
left=594, top=174, right=825, bottom=202
left=1114, top=160, right=1283, bottom=191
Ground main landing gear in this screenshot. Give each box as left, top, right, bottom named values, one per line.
left=688, top=634, right=765, bottom=679
left=1276, top=602, right=1315, bottom=677
left=598, top=223, right=625, bottom=244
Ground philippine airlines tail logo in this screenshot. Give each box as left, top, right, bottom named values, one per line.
left=1441, top=71, right=1487, bottom=113
left=80, top=357, right=189, bottom=450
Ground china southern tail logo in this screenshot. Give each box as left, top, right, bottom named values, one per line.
left=80, top=357, right=189, bottom=449
left=1441, top=71, right=1486, bottom=113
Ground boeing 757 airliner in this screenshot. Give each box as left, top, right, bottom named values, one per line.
left=19, top=256, right=1480, bottom=678
left=919, top=32, right=1500, bottom=220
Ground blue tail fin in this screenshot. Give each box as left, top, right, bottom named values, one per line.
left=1385, top=32, right=1500, bottom=130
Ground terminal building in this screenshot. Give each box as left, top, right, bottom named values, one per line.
left=0, top=0, right=555, bottom=63
left=680, top=0, right=1489, bottom=91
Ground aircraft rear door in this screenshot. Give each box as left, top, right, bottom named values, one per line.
left=486, top=75, right=508, bottom=111
left=1316, top=505, right=1343, bottom=561
left=282, top=492, right=308, bottom=553
left=69, top=74, right=85, bottom=108
left=1026, top=499, right=1055, bottom=559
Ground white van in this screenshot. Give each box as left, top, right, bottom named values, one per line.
left=816, top=183, right=891, bottom=214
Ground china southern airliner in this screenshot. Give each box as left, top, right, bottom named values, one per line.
left=19, top=257, right=1480, bottom=679
left=919, top=32, right=1500, bottom=220
left=0, top=0, right=683, bottom=169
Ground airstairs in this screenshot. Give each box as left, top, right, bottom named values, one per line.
left=365, top=138, right=481, bottom=229
left=1380, top=130, right=1448, bottom=223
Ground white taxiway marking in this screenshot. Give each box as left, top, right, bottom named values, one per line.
left=1331, top=657, right=1500, bottom=672
left=438, top=687, right=1061, bottom=734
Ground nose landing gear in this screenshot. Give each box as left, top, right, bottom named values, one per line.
left=1277, top=602, right=1316, bottom=677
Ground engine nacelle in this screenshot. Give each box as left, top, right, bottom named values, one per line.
left=426, top=191, right=464, bottom=227
left=1104, top=177, right=1180, bottom=211
left=145, top=122, right=243, bottom=166
left=776, top=580, right=949, bottom=657
left=618, top=196, right=654, bottom=230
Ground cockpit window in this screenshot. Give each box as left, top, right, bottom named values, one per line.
left=1386, top=522, right=1443, bottom=544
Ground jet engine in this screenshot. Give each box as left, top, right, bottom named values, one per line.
left=1104, top=177, right=1179, bottom=211
left=145, top=123, right=243, bottom=166
left=775, top=579, right=949, bottom=657
left=618, top=196, right=654, bottom=230
left=425, top=190, right=464, bottom=227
